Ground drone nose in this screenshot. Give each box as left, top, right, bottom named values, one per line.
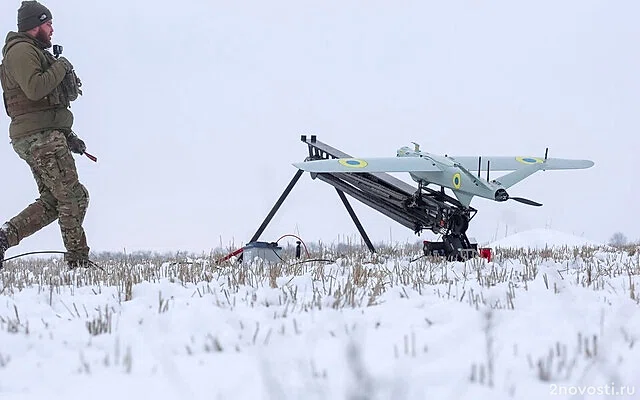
left=495, top=189, right=509, bottom=202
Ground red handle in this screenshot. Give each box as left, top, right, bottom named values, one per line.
left=84, top=151, right=97, bottom=162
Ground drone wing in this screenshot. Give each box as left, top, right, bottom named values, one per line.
left=292, top=157, right=442, bottom=173
left=449, top=156, right=594, bottom=171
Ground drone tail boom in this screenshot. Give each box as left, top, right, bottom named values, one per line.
left=492, top=163, right=545, bottom=189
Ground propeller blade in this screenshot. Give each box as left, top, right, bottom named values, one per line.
left=510, top=197, right=543, bottom=207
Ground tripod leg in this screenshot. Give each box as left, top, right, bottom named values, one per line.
left=250, top=169, right=304, bottom=243
left=335, top=188, right=376, bottom=253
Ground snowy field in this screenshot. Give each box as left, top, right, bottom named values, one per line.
left=0, top=229, right=639, bottom=400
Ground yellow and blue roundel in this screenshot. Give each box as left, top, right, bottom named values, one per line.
left=338, top=158, right=368, bottom=168
left=516, top=156, right=544, bottom=165
left=452, top=173, right=462, bottom=189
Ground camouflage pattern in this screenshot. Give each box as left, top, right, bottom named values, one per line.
left=4, top=129, right=89, bottom=262
left=59, top=69, right=82, bottom=102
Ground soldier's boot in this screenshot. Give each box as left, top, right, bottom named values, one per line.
left=63, top=228, right=92, bottom=269
left=66, top=258, right=91, bottom=269
left=0, top=223, right=19, bottom=270
left=0, top=228, right=9, bottom=270
left=64, top=248, right=90, bottom=269
left=65, top=252, right=100, bottom=270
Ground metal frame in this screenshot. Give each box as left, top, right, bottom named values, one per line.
left=250, top=135, right=478, bottom=256
left=249, top=168, right=304, bottom=244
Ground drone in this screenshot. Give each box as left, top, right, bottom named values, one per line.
left=245, top=136, right=594, bottom=260
left=293, top=142, right=594, bottom=209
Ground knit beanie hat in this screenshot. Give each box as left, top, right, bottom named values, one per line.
left=17, top=1, right=52, bottom=32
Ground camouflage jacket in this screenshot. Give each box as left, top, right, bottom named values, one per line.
left=0, top=32, right=72, bottom=140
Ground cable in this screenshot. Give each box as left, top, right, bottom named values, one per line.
left=3, top=250, right=66, bottom=262
left=217, top=247, right=243, bottom=264
left=1, top=250, right=104, bottom=271
left=276, top=234, right=310, bottom=258
left=271, top=247, right=286, bottom=263
left=290, top=258, right=335, bottom=266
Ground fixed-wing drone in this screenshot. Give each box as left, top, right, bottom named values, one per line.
left=292, top=143, right=594, bottom=208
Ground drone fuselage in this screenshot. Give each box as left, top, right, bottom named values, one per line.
left=397, top=146, right=506, bottom=208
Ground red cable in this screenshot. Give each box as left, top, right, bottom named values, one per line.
left=217, top=247, right=243, bottom=263
left=276, top=234, right=310, bottom=258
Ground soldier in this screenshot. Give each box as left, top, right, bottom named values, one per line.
left=0, top=1, right=90, bottom=269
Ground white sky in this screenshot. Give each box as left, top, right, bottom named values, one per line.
left=0, top=0, right=638, bottom=255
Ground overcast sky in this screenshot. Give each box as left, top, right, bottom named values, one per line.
left=0, top=0, right=638, bottom=255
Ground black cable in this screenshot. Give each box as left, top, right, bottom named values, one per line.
left=269, top=246, right=285, bottom=263
left=3, top=250, right=67, bottom=262
left=267, top=247, right=334, bottom=266
left=1, top=250, right=104, bottom=271
left=290, top=258, right=335, bottom=265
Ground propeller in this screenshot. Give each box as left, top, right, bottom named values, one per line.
left=494, top=189, right=542, bottom=207
left=509, top=197, right=542, bottom=207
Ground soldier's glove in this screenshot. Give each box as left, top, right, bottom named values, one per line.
left=66, top=131, right=86, bottom=154
left=57, top=56, right=74, bottom=73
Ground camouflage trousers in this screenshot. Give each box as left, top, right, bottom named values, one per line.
left=3, top=129, right=90, bottom=262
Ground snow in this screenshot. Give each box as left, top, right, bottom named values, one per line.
left=0, top=235, right=639, bottom=399
left=487, top=228, right=605, bottom=250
